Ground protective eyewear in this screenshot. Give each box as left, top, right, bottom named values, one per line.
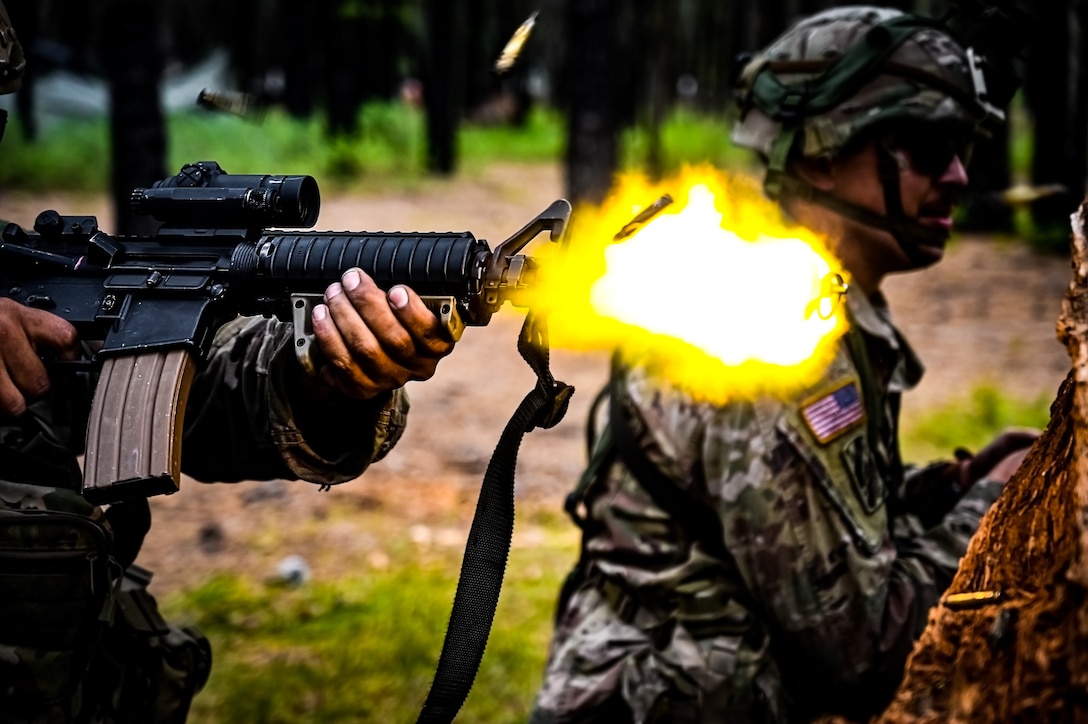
left=882, top=125, right=975, bottom=177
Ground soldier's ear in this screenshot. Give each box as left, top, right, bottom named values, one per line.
left=790, top=155, right=836, bottom=192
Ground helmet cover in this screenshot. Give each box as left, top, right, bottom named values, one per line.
left=0, top=0, right=24, bottom=95
left=732, top=6, right=997, bottom=161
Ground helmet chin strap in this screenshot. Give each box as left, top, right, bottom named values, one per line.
left=777, top=166, right=947, bottom=266
left=763, top=127, right=946, bottom=266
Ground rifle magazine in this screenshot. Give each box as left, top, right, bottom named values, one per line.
left=82, top=350, right=196, bottom=504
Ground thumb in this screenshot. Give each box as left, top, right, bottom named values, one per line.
left=966, top=429, right=1039, bottom=483
left=24, top=307, right=79, bottom=360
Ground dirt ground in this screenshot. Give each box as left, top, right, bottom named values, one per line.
left=0, top=163, right=1076, bottom=597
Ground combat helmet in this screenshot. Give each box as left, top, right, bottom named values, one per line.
left=0, top=1, right=22, bottom=95
left=732, top=5, right=1005, bottom=260
left=0, top=0, right=24, bottom=145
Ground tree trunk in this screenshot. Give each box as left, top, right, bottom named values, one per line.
left=1026, top=0, right=1084, bottom=234
left=323, top=3, right=365, bottom=138
left=869, top=200, right=1088, bottom=721
left=101, top=0, right=166, bottom=236
left=5, top=0, right=39, bottom=141
left=956, top=123, right=1014, bottom=234
left=564, top=0, right=621, bottom=205
left=642, top=0, right=669, bottom=181
left=280, top=1, right=320, bottom=119
left=423, top=0, right=462, bottom=175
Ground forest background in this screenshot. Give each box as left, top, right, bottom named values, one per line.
left=0, top=0, right=1082, bottom=721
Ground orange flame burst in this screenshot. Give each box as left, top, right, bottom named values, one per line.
left=529, top=165, right=849, bottom=403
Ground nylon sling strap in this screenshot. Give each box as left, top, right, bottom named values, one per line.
left=607, top=367, right=737, bottom=565
left=842, top=311, right=907, bottom=487
left=773, top=173, right=949, bottom=250
left=416, top=311, right=573, bottom=724
left=603, top=367, right=792, bottom=659
left=0, top=413, right=85, bottom=490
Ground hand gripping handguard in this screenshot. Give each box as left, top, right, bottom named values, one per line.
left=0, top=161, right=571, bottom=504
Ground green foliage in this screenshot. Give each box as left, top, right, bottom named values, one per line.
left=1002, top=93, right=1072, bottom=255
left=0, top=117, right=110, bottom=192
left=0, top=103, right=426, bottom=194
left=621, top=108, right=757, bottom=175
left=164, top=525, right=577, bottom=723
left=1007, top=93, right=1033, bottom=182
left=0, top=103, right=761, bottom=194
left=169, top=104, right=428, bottom=193
left=459, top=107, right=566, bottom=170
left=900, top=383, right=1053, bottom=464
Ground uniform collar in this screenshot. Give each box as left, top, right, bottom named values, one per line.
left=846, top=289, right=924, bottom=392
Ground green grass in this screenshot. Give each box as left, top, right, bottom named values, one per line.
left=900, top=383, right=1054, bottom=465
left=622, top=107, right=755, bottom=175
left=0, top=116, right=110, bottom=191
left=163, top=520, right=578, bottom=723
left=0, top=102, right=755, bottom=194
left=0, top=103, right=433, bottom=195
left=459, top=107, right=566, bottom=170
left=154, top=381, right=1056, bottom=722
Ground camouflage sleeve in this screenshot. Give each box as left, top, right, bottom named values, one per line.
left=895, top=460, right=965, bottom=528
left=708, top=390, right=994, bottom=700
left=891, top=479, right=1002, bottom=572
left=180, top=315, right=408, bottom=485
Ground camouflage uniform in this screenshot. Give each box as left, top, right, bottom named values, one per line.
left=0, top=1, right=408, bottom=717
left=0, top=315, right=408, bottom=723
left=532, top=291, right=1000, bottom=723
left=534, top=7, right=1006, bottom=721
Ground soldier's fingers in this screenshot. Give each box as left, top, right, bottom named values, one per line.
left=1000, top=428, right=1041, bottom=449
left=386, top=285, right=456, bottom=359
left=969, top=428, right=1041, bottom=480
left=986, top=448, right=1031, bottom=485
left=311, top=300, right=393, bottom=399
left=325, top=277, right=407, bottom=365
left=3, top=340, right=50, bottom=402
left=22, top=306, right=79, bottom=360
left=0, top=365, right=28, bottom=418
left=0, top=305, right=55, bottom=403
left=319, top=270, right=446, bottom=391
left=334, top=270, right=430, bottom=370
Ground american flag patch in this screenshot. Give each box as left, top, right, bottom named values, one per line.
left=801, top=381, right=864, bottom=444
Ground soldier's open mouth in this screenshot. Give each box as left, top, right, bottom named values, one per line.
left=916, top=200, right=957, bottom=246
left=918, top=215, right=954, bottom=235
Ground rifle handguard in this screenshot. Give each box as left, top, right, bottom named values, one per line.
left=0, top=162, right=571, bottom=506
left=291, top=293, right=465, bottom=375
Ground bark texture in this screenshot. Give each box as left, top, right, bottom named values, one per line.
left=873, top=202, right=1088, bottom=722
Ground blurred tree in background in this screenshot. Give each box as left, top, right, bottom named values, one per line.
left=102, top=0, right=165, bottom=235
left=1, top=0, right=1082, bottom=242
left=1022, top=0, right=1088, bottom=243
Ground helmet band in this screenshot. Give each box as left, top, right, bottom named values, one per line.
left=777, top=172, right=949, bottom=264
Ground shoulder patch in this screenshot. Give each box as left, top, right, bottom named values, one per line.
left=800, top=381, right=864, bottom=445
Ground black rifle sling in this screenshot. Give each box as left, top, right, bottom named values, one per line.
left=607, top=368, right=760, bottom=617
left=417, top=312, right=573, bottom=724
left=0, top=413, right=85, bottom=490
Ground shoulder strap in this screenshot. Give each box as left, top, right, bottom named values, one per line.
left=416, top=312, right=573, bottom=724
left=562, top=379, right=617, bottom=531
left=0, top=413, right=84, bottom=490
left=841, top=318, right=906, bottom=486
left=607, top=367, right=748, bottom=583
left=842, top=323, right=883, bottom=449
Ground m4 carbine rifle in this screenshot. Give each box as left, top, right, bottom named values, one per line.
left=0, top=161, right=571, bottom=504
